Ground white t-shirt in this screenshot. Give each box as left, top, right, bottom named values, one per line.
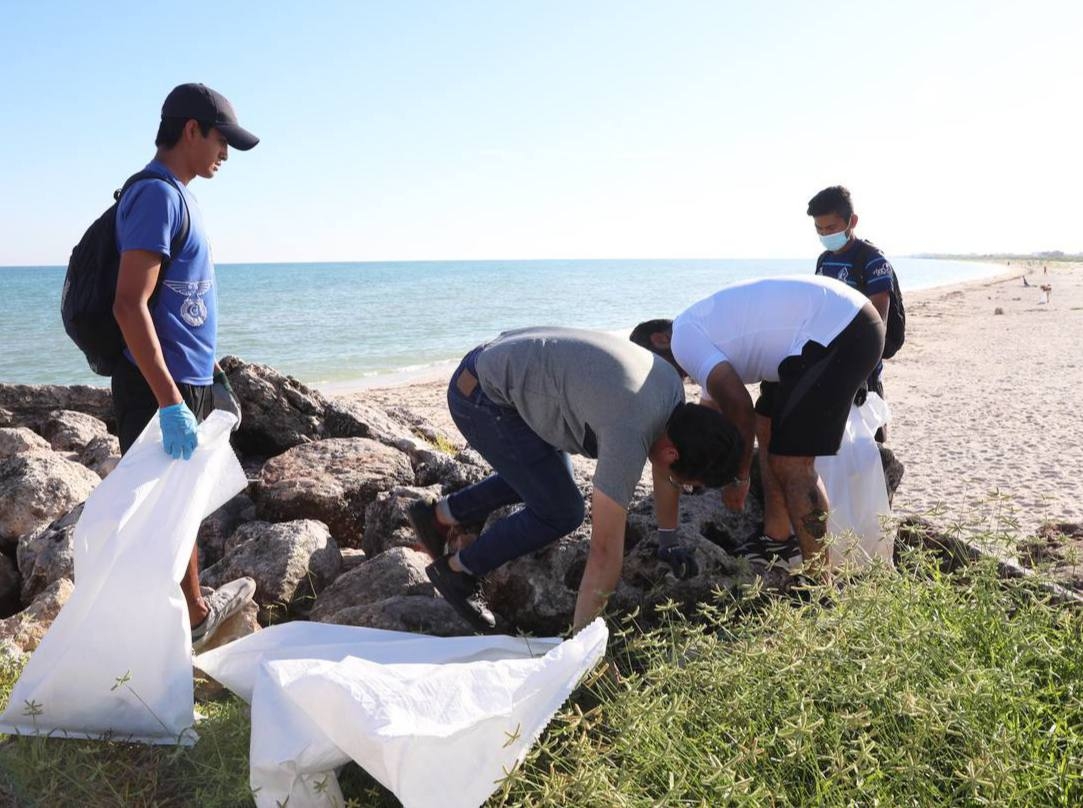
left=671, top=275, right=869, bottom=386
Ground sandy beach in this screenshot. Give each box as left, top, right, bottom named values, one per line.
left=338, top=262, right=1083, bottom=537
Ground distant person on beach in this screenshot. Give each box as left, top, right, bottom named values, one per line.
left=407, top=327, right=742, bottom=633
left=110, top=83, right=260, bottom=649
left=806, top=185, right=894, bottom=442
left=631, top=276, right=885, bottom=573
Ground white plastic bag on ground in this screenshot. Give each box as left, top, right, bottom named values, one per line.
left=815, top=393, right=894, bottom=570
left=194, top=619, right=609, bottom=808
left=0, top=410, right=245, bottom=744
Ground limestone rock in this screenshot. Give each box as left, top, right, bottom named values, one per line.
left=309, top=546, right=434, bottom=622
left=0, top=578, right=74, bottom=654
left=0, top=384, right=113, bottom=432
left=323, top=396, right=417, bottom=446
left=361, top=485, right=443, bottom=558
left=0, top=452, right=98, bottom=548
left=257, top=438, right=415, bottom=548
left=318, top=594, right=473, bottom=636
left=40, top=409, right=110, bottom=453
left=220, top=356, right=327, bottom=456
left=339, top=547, right=366, bottom=572
left=17, top=504, right=82, bottom=605
left=196, top=493, right=255, bottom=567
left=0, top=553, right=19, bottom=618
left=79, top=434, right=121, bottom=479
left=0, top=427, right=51, bottom=459
left=201, top=519, right=341, bottom=623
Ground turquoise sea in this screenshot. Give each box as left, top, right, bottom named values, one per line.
left=1, top=258, right=1005, bottom=388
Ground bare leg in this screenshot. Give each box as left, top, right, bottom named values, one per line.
left=181, top=545, right=209, bottom=627
left=757, top=415, right=793, bottom=539
left=768, top=454, right=829, bottom=572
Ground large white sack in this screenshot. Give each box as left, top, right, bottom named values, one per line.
left=194, top=619, right=609, bottom=808
left=816, top=393, right=893, bottom=571
left=0, top=410, right=245, bottom=744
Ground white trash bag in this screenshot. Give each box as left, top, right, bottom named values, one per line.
left=815, top=392, right=894, bottom=571
left=194, top=619, right=609, bottom=808
left=0, top=410, right=246, bottom=744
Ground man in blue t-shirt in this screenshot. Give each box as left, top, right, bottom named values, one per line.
left=111, top=83, right=259, bottom=649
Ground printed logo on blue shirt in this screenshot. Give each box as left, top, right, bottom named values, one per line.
left=164, top=279, right=214, bottom=327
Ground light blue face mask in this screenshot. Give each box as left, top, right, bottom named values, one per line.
left=819, top=230, right=850, bottom=251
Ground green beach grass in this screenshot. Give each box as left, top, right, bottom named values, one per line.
left=1, top=539, right=1081, bottom=807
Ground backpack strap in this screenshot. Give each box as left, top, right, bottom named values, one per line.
left=114, top=170, right=191, bottom=304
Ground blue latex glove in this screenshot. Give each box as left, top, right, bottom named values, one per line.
left=159, top=402, right=199, bottom=460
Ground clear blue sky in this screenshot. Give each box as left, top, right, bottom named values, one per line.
left=2, top=0, right=1080, bottom=265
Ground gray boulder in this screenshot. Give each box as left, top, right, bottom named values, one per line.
left=309, top=546, right=434, bottom=622
left=0, top=427, right=51, bottom=459
left=201, top=519, right=341, bottom=623
left=325, top=397, right=486, bottom=493
left=0, top=452, right=99, bottom=548
left=40, top=409, right=110, bottom=453
left=79, top=434, right=121, bottom=479
left=319, top=594, right=473, bottom=636
left=17, top=504, right=82, bottom=605
left=362, top=485, right=442, bottom=558
left=0, top=384, right=113, bottom=431
left=257, top=438, right=415, bottom=548
left=219, top=356, right=327, bottom=456
left=196, top=493, right=255, bottom=567
left=0, top=577, right=74, bottom=654
left=0, top=553, right=19, bottom=618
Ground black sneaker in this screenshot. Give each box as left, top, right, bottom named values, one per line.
left=426, top=556, right=497, bottom=634
left=731, top=534, right=804, bottom=570
left=407, top=498, right=448, bottom=559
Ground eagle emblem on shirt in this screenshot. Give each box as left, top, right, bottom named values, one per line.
left=163, top=279, right=214, bottom=327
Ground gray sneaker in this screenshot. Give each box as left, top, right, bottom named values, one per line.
left=192, top=577, right=256, bottom=651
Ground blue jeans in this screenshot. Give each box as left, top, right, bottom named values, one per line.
left=447, top=347, right=586, bottom=576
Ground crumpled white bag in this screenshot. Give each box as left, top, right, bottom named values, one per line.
left=0, top=410, right=245, bottom=744
left=816, top=392, right=894, bottom=570
left=194, top=619, right=609, bottom=808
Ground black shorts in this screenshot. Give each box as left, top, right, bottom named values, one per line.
left=753, top=304, right=885, bottom=457
left=111, top=359, right=213, bottom=455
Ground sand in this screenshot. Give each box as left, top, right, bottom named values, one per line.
left=336, top=261, right=1083, bottom=537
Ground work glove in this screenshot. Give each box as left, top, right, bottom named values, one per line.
left=159, top=402, right=199, bottom=460
left=212, top=369, right=242, bottom=432
left=655, top=529, right=699, bottom=580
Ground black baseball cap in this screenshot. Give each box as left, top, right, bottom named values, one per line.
left=161, top=83, right=259, bottom=151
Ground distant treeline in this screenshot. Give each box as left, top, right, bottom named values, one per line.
left=912, top=251, right=1083, bottom=262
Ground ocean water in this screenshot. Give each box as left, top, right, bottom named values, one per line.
left=1, top=258, right=1004, bottom=388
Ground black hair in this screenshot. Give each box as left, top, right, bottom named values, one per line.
left=665, top=403, right=743, bottom=487
left=629, top=318, right=672, bottom=351
left=155, top=116, right=214, bottom=149
left=807, top=186, right=854, bottom=221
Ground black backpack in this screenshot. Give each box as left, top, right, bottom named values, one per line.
left=857, top=258, right=906, bottom=359
left=60, top=171, right=190, bottom=376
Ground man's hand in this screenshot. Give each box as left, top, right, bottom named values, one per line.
left=159, top=403, right=199, bottom=460
left=656, top=543, right=699, bottom=579
left=722, top=477, right=749, bottom=512
left=212, top=369, right=242, bottom=432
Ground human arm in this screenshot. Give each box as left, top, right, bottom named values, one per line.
left=573, top=490, right=627, bottom=632
left=704, top=361, right=755, bottom=511
left=869, top=290, right=890, bottom=321
left=113, top=249, right=182, bottom=407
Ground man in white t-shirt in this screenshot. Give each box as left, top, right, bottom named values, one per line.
left=631, top=276, right=885, bottom=572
